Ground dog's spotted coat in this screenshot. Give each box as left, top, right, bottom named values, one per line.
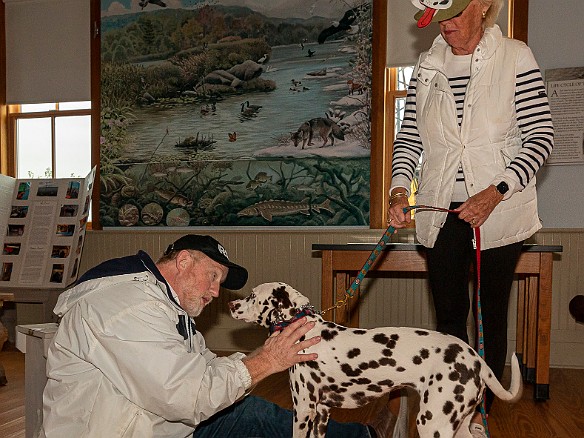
left=229, top=282, right=522, bottom=438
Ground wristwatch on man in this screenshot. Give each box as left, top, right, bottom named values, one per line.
left=495, top=181, right=509, bottom=196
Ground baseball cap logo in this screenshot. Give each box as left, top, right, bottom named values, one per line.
left=217, top=244, right=229, bottom=259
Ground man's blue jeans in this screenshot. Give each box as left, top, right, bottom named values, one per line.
left=193, top=395, right=371, bottom=437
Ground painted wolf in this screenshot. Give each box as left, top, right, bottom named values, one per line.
left=291, top=117, right=345, bottom=149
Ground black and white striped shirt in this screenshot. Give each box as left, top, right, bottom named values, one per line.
left=391, top=46, right=554, bottom=201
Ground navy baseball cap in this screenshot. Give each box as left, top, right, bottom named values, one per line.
left=165, top=235, right=248, bottom=290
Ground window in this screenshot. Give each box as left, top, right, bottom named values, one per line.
left=8, top=102, right=92, bottom=179
left=386, top=66, right=418, bottom=214
left=390, top=66, right=414, bottom=138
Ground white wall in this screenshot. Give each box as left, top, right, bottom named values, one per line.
left=528, top=0, right=584, bottom=228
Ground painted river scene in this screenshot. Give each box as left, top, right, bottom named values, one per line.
left=100, top=0, right=372, bottom=226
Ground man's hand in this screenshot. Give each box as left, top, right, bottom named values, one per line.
left=242, top=317, right=320, bottom=385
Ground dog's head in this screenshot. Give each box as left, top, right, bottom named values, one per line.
left=228, top=282, right=311, bottom=328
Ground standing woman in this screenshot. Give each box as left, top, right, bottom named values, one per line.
left=388, top=0, right=554, bottom=436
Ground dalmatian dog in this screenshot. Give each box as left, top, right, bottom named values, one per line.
left=229, top=282, right=522, bottom=438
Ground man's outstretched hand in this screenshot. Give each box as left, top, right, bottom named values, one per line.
left=242, top=317, right=320, bottom=385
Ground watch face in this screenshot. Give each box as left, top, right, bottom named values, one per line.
left=497, top=181, right=509, bottom=195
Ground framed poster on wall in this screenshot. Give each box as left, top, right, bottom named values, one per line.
left=99, top=0, right=373, bottom=227
left=545, top=66, right=584, bottom=165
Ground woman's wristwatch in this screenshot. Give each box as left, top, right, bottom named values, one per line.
left=495, top=181, right=509, bottom=196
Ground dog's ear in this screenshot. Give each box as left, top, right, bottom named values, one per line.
left=286, top=287, right=311, bottom=309
left=267, top=305, right=285, bottom=325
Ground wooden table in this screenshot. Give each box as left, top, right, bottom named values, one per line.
left=312, top=243, right=562, bottom=401
left=0, top=288, right=61, bottom=324
left=0, top=293, right=15, bottom=382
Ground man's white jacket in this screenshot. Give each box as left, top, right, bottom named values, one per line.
left=412, top=25, right=544, bottom=249
left=41, top=251, right=250, bottom=437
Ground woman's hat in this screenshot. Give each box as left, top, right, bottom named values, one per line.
left=411, top=0, right=473, bottom=28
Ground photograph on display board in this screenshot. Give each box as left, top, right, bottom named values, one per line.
left=37, top=182, right=59, bottom=197
left=51, top=245, right=71, bottom=259
left=66, top=181, right=81, bottom=199
left=70, top=259, right=79, bottom=279
left=60, top=204, right=79, bottom=217
left=50, top=264, right=65, bottom=283
left=16, top=182, right=30, bottom=200
left=1, top=263, right=13, bottom=281
left=7, top=225, right=25, bottom=237
left=56, top=224, right=76, bottom=237
left=3, top=243, right=21, bottom=256
left=10, top=206, right=29, bottom=218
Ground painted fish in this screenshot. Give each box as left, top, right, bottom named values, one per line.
left=253, top=172, right=272, bottom=183
left=154, top=189, right=193, bottom=207
left=246, top=180, right=262, bottom=190
left=237, top=199, right=333, bottom=222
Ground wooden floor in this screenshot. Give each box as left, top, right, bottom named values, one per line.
left=1, top=344, right=583, bottom=437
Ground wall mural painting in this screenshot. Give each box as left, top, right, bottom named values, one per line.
left=100, top=0, right=372, bottom=227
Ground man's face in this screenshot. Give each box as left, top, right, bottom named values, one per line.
left=175, top=251, right=228, bottom=317
left=439, top=0, right=485, bottom=55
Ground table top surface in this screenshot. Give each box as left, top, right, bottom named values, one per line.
left=312, top=243, right=563, bottom=252
left=16, top=323, right=59, bottom=338
left=0, top=292, right=15, bottom=304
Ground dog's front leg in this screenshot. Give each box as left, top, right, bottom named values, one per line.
left=292, top=402, right=330, bottom=438
left=290, top=369, right=325, bottom=437
left=313, top=403, right=331, bottom=437
left=292, top=401, right=316, bottom=438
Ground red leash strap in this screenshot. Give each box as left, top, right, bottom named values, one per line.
left=473, top=227, right=489, bottom=435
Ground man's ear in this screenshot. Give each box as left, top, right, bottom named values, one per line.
left=175, top=250, right=191, bottom=272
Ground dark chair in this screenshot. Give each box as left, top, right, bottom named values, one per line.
left=569, top=295, right=584, bottom=323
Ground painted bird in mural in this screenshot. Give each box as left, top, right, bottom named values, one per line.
left=139, top=0, right=167, bottom=10
left=244, top=101, right=262, bottom=111
left=317, top=3, right=370, bottom=44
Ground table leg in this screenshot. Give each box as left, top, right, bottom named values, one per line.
left=515, top=277, right=526, bottom=375
left=526, top=276, right=538, bottom=384
left=535, top=253, right=552, bottom=401
left=334, top=273, right=354, bottom=325
left=321, top=250, right=334, bottom=322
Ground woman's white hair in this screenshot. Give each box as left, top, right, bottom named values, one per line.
left=479, top=0, right=504, bottom=28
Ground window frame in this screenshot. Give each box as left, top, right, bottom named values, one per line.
left=6, top=104, right=92, bottom=179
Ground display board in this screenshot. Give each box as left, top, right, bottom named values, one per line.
left=0, top=168, right=95, bottom=289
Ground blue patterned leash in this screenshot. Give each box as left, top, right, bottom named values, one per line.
left=344, top=205, right=452, bottom=298
left=341, top=204, right=490, bottom=436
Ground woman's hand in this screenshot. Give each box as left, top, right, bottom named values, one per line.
left=387, top=189, right=412, bottom=229
left=455, top=185, right=504, bottom=227
left=242, top=317, right=320, bottom=385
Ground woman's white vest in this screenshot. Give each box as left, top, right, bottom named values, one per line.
left=413, top=25, right=541, bottom=250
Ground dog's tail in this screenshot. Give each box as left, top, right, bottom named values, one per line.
left=481, top=352, right=523, bottom=403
